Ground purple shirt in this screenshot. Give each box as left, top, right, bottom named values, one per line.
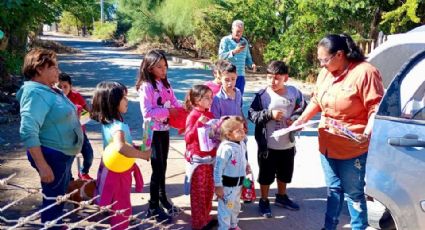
left=211, top=87, right=243, bottom=118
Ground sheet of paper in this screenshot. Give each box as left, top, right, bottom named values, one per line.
left=271, top=120, right=320, bottom=137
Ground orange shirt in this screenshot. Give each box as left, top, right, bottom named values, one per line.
left=311, top=61, right=384, bottom=159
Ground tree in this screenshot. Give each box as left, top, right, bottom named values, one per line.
left=194, top=0, right=281, bottom=61
left=380, top=0, right=425, bottom=33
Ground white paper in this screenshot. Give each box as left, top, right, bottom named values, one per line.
left=271, top=120, right=320, bottom=137
left=198, top=127, right=216, bottom=152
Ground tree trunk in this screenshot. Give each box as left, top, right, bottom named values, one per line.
left=7, top=28, right=28, bottom=53
left=369, top=7, right=382, bottom=43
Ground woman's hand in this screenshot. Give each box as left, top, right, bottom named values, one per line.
left=39, top=164, right=54, bottom=183
left=215, top=186, right=224, bottom=199
left=355, top=133, right=370, bottom=144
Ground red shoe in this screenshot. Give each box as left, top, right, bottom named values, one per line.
left=78, top=173, right=93, bottom=180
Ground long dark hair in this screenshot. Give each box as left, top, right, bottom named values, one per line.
left=184, top=85, right=212, bottom=111
left=318, top=33, right=365, bottom=62
left=91, top=81, right=127, bottom=124
left=135, top=49, right=170, bottom=91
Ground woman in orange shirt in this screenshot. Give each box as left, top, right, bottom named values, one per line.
left=294, top=34, right=384, bottom=230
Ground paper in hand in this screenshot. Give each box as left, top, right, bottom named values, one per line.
left=271, top=120, right=320, bottom=137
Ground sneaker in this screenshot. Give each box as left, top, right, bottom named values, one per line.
left=258, top=198, right=272, bottom=218
left=78, top=173, right=93, bottom=181
left=165, top=205, right=182, bottom=217
left=230, top=226, right=242, bottom=230
left=275, top=194, right=300, bottom=211
left=160, top=199, right=182, bottom=216
left=146, top=207, right=172, bottom=224
left=201, top=219, right=218, bottom=230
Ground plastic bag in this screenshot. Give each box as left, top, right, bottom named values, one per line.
left=241, top=174, right=256, bottom=202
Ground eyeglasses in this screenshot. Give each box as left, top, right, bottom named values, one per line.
left=318, top=54, right=336, bottom=65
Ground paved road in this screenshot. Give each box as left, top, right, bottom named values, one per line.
left=1, top=33, right=354, bottom=229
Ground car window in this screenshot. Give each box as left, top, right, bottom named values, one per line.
left=377, top=50, right=425, bottom=119
left=400, top=58, right=425, bottom=120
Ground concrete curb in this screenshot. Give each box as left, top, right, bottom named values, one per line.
left=171, top=56, right=212, bottom=70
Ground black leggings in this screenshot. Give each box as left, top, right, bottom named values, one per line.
left=149, top=131, right=170, bottom=209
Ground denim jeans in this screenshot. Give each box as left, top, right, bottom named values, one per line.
left=235, top=75, right=245, bottom=96
left=80, top=133, right=94, bottom=174
left=27, top=146, right=74, bottom=228
left=320, top=153, right=368, bottom=230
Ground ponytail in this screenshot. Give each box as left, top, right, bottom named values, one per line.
left=318, top=34, right=365, bottom=62
left=339, top=33, right=365, bottom=62
left=184, top=88, right=195, bottom=111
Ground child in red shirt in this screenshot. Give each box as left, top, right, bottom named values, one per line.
left=58, top=73, right=94, bottom=180
left=184, top=85, right=218, bottom=230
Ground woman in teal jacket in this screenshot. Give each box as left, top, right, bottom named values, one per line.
left=17, top=48, right=83, bottom=227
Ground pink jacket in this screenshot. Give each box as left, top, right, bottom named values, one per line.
left=138, top=80, right=181, bottom=131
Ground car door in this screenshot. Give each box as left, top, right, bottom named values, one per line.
left=366, top=49, right=425, bottom=230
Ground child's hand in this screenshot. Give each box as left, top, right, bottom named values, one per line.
left=139, top=149, right=152, bottom=161
left=198, top=115, right=209, bottom=124
left=246, top=164, right=252, bottom=175
left=169, top=108, right=179, bottom=118
left=215, top=186, right=224, bottom=199
left=286, top=119, right=294, bottom=126
left=271, top=110, right=284, bottom=121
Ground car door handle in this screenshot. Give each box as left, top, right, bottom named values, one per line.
left=388, top=137, right=425, bottom=147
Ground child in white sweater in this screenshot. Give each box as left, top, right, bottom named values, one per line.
left=214, top=116, right=250, bottom=230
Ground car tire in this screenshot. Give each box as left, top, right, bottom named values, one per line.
left=367, top=200, right=396, bottom=230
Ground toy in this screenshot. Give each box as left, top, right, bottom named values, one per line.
left=140, top=120, right=154, bottom=151
left=103, top=143, right=135, bottom=173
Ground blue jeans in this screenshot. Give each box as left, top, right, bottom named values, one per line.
left=27, top=146, right=74, bottom=228
left=80, top=133, right=94, bottom=174
left=320, top=153, right=368, bottom=230
left=235, top=75, right=245, bottom=96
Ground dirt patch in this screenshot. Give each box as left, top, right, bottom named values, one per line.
left=31, top=38, right=79, bottom=53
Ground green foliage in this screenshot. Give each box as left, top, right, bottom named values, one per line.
left=92, top=21, right=117, bottom=40
left=381, top=0, right=425, bottom=33
left=59, top=11, right=81, bottom=34
left=0, top=50, right=24, bottom=75
left=117, top=0, right=164, bottom=43
left=157, top=0, right=212, bottom=37
left=194, top=0, right=281, bottom=58
left=263, top=0, right=377, bottom=78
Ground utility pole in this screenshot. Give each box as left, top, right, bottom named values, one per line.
left=100, top=0, right=104, bottom=23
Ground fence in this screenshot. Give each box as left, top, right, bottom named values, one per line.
left=0, top=171, right=179, bottom=229
left=358, top=32, right=388, bottom=56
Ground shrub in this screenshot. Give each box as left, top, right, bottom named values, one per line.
left=92, top=21, right=117, bottom=40
left=0, top=50, right=23, bottom=75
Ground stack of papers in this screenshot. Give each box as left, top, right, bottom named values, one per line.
left=271, top=120, right=320, bottom=137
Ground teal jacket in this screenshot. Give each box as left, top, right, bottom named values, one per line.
left=17, top=81, right=83, bottom=156
left=218, top=35, right=254, bottom=76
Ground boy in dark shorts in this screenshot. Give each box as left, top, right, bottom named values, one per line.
left=248, top=61, right=306, bottom=218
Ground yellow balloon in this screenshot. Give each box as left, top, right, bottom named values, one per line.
left=102, top=143, right=135, bottom=173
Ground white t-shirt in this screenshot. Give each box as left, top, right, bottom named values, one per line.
left=262, top=86, right=300, bottom=150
